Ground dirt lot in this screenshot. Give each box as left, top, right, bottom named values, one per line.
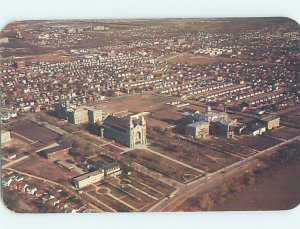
left=237, top=135, right=283, bottom=151
left=1, top=136, right=34, bottom=157
left=145, top=116, right=173, bottom=129
left=11, top=156, right=79, bottom=182
left=9, top=120, right=61, bottom=146
left=270, top=127, right=300, bottom=140
left=95, top=93, right=171, bottom=113
left=125, top=149, right=201, bottom=183
left=204, top=137, right=255, bottom=157
left=152, top=108, right=183, bottom=124
left=280, top=107, right=300, bottom=126
left=101, top=144, right=124, bottom=154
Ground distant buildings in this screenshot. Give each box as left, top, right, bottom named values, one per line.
left=0, top=110, right=17, bottom=122
left=1, top=130, right=11, bottom=144
left=101, top=113, right=147, bottom=148
left=0, top=37, right=9, bottom=44
left=183, top=106, right=228, bottom=123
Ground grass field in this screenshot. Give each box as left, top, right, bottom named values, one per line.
left=95, top=93, right=172, bottom=113
left=125, top=149, right=201, bottom=183
left=9, top=120, right=60, bottom=145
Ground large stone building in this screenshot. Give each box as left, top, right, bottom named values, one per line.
left=1, top=130, right=11, bottom=145
left=210, top=118, right=237, bottom=138
left=56, top=101, right=102, bottom=125
left=185, top=121, right=210, bottom=139
left=101, top=113, right=147, bottom=149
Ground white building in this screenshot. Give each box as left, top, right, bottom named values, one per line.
left=72, top=170, right=104, bottom=189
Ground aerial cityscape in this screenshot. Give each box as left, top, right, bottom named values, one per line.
left=0, top=18, right=299, bottom=213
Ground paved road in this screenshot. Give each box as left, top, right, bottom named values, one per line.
left=144, top=146, right=205, bottom=173
left=148, top=135, right=300, bottom=211
left=2, top=155, right=29, bottom=169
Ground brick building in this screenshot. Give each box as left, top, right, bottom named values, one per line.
left=41, top=144, right=71, bottom=160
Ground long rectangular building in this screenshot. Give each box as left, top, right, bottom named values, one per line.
left=72, top=170, right=104, bottom=189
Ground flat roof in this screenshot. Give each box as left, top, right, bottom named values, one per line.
left=43, top=143, right=71, bottom=155
left=73, top=170, right=103, bottom=182
left=187, top=121, right=209, bottom=128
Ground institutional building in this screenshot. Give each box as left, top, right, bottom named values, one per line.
left=185, top=121, right=210, bottom=138
left=210, top=118, right=237, bottom=138
left=101, top=113, right=147, bottom=148
left=72, top=170, right=104, bottom=189
left=183, top=106, right=228, bottom=123
left=261, top=116, right=280, bottom=130
left=56, top=101, right=102, bottom=125
left=41, top=143, right=71, bottom=160
left=1, top=130, right=11, bottom=144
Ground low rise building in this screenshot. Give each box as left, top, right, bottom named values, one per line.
left=41, top=144, right=71, bottom=160
left=72, top=170, right=104, bottom=189
left=103, top=162, right=122, bottom=177
left=261, top=116, right=280, bottom=130
left=243, top=122, right=266, bottom=136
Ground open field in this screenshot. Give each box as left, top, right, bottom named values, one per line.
left=9, top=120, right=61, bottom=145
left=152, top=108, right=183, bottom=124
left=125, top=149, right=202, bottom=183
left=148, top=129, right=241, bottom=173
left=95, top=93, right=172, bottom=113
left=237, top=135, right=283, bottom=151
left=281, top=107, right=300, bottom=126
left=270, top=126, right=300, bottom=140
left=11, top=156, right=79, bottom=182
left=1, top=136, right=34, bottom=157
left=204, top=137, right=255, bottom=157
left=145, top=116, right=173, bottom=129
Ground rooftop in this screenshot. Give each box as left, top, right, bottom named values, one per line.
left=73, top=170, right=103, bottom=182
